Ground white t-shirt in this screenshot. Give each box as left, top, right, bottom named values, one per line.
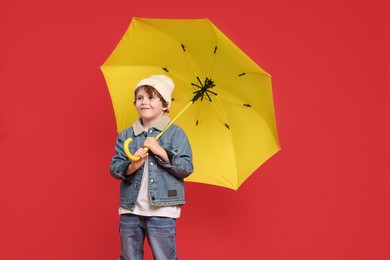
left=119, top=158, right=181, bottom=218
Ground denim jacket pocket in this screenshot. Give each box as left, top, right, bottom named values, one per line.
left=150, top=170, right=185, bottom=206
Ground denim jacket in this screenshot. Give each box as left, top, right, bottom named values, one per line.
left=110, top=115, right=194, bottom=211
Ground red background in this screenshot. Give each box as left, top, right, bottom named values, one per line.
left=1, top=0, right=389, bottom=259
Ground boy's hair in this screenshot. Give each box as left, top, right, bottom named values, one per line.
left=134, top=85, right=170, bottom=112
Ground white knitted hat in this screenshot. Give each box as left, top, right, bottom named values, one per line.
left=135, top=75, right=175, bottom=108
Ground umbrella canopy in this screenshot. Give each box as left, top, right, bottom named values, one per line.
left=101, top=17, right=280, bottom=190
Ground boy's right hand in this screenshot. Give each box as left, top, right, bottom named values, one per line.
left=126, top=148, right=148, bottom=175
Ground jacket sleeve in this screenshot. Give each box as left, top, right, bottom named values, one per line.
left=155, top=126, right=194, bottom=179
left=110, top=131, right=133, bottom=181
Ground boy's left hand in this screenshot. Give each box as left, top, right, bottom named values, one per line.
left=144, top=137, right=169, bottom=162
left=144, top=137, right=163, bottom=154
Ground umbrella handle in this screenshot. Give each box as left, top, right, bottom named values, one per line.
left=123, top=102, right=193, bottom=161
left=124, top=138, right=149, bottom=161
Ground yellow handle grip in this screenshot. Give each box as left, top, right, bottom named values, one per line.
left=124, top=138, right=149, bottom=161
left=123, top=102, right=193, bottom=161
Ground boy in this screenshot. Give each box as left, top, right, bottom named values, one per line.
left=110, top=75, right=194, bottom=260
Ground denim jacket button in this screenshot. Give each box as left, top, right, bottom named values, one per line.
left=150, top=179, right=154, bottom=183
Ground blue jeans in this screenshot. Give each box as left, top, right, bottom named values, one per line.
left=119, top=214, right=177, bottom=260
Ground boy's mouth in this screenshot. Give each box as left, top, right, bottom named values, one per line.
left=139, top=107, right=151, bottom=112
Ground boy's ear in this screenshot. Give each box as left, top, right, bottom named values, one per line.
left=162, top=107, right=168, bottom=111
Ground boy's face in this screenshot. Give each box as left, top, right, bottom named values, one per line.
left=135, top=87, right=167, bottom=123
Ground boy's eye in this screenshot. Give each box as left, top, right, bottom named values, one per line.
left=136, top=95, right=159, bottom=102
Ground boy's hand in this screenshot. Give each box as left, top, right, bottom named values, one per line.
left=126, top=148, right=148, bottom=175
left=144, top=137, right=170, bottom=163
left=143, top=137, right=162, bottom=154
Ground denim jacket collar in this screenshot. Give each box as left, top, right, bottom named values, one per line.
left=133, top=114, right=171, bottom=136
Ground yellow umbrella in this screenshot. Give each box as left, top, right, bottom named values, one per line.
left=101, top=17, right=280, bottom=190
